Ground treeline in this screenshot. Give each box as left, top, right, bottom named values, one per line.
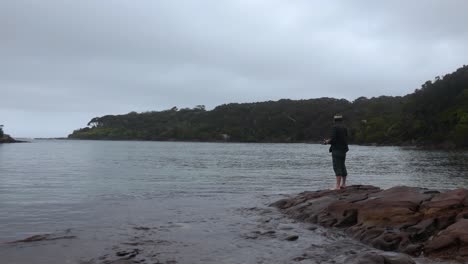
left=69, top=65, right=468, bottom=148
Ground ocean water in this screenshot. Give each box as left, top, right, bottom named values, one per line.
left=0, top=140, right=467, bottom=264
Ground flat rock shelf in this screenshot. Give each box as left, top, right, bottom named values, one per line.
left=271, top=185, right=468, bottom=262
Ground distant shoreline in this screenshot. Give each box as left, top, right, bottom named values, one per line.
left=62, top=137, right=466, bottom=150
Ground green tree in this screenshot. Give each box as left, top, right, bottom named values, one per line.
left=67, top=65, right=468, bottom=148
left=453, top=112, right=468, bottom=147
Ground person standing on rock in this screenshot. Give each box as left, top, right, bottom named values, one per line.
left=324, top=114, right=349, bottom=190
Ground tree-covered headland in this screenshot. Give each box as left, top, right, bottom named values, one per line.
left=69, top=65, right=468, bottom=148
left=0, top=125, right=21, bottom=143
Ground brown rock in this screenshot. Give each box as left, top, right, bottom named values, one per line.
left=421, top=189, right=468, bottom=216
left=401, top=243, right=423, bottom=255
left=456, top=208, right=468, bottom=221
left=424, top=219, right=468, bottom=259
left=356, top=186, right=432, bottom=227
left=272, top=185, right=468, bottom=261
left=318, top=200, right=358, bottom=228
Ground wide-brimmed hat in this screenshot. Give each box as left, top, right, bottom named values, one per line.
left=334, top=114, right=343, bottom=121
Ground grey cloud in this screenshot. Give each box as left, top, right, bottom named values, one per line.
left=1, top=0, right=468, bottom=137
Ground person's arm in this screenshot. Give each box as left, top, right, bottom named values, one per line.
left=324, top=127, right=337, bottom=144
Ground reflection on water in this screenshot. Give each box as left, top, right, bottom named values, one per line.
left=0, top=140, right=467, bottom=263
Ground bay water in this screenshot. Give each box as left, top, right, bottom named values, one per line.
left=1, top=140, right=467, bottom=263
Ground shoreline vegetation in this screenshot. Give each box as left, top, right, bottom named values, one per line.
left=69, top=65, right=468, bottom=148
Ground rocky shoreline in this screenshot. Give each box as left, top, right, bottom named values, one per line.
left=0, top=135, right=25, bottom=143
left=272, top=185, right=468, bottom=262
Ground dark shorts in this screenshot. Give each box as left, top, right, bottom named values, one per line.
left=332, top=150, right=347, bottom=177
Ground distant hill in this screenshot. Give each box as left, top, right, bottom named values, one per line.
left=69, top=65, right=468, bottom=148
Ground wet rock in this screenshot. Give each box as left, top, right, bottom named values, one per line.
left=349, top=252, right=415, bottom=264
left=133, top=226, right=152, bottom=231
left=285, top=235, right=299, bottom=241
left=272, top=185, right=468, bottom=261
left=104, top=260, right=134, bottom=264
left=262, top=230, right=276, bottom=235
left=400, top=243, right=423, bottom=256
left=9, top=234, right=50, bottom=243
left=424, top=219, right=468, bottom=259
left=115, top=249, right=139, bottom=257
left=7, top=233, right=76, bottom=243
left=292, top=256, right=307, bottom=261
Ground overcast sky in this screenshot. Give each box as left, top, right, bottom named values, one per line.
left=1, top=0, right=468, bottom=137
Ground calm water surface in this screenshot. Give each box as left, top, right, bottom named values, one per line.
left=0, top=140, right=467, bottom=263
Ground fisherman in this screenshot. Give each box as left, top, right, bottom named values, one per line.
left=324, top=114, right=349, bottom=190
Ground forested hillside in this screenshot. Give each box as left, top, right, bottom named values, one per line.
left=69, top=65, right=468, bottom=147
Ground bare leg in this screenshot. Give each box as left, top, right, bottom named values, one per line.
left=341, top=176, right=347, bottom=188
left=335, top=176, right=342, bottom=190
